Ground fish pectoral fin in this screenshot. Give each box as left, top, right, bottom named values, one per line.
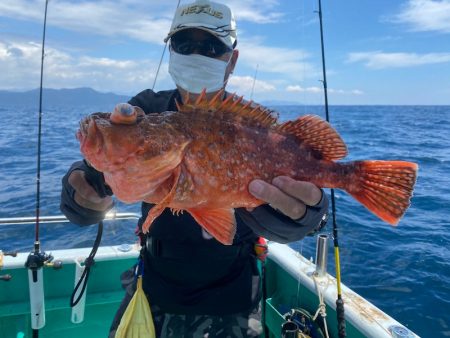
left=187, top=208, right=237, bottom=246
left=139, top=139, right=191, bottom=179
left=141, top=166, right=182, bottom=234
left=277, top=115, right=348, bottom=161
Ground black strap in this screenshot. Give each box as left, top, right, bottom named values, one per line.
left=144, top=236, right=251, bottom=260
left=70, top=220, right=103, bottom=307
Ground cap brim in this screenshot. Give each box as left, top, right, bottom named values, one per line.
left=164, top=24, right=234, bottom=48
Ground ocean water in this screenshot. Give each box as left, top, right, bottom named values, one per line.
left=0, top=103, right=449, bottom=337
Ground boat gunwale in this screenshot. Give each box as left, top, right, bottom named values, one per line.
left=267, top=242, right=419, bottom=338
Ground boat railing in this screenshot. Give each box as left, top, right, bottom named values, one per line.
left=0, top=211, right=141, bottom=226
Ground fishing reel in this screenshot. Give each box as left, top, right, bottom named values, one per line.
left=281, top=308, right=326, bottom=338
left=25, top=243, right=62, bottom=279
left=25, top=242, right=62, bottom=330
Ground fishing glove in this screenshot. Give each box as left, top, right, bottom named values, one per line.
left=60, top=160, right=113, bottom=226
left=236, top=190, right=329, bottom=243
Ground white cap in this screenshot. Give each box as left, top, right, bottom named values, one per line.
left=164, top=0, right=237, bottom=49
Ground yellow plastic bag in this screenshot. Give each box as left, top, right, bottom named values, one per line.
left=115, top=276, right=156, bottom=338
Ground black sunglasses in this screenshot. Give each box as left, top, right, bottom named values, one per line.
left=170, top=36, right=232, bottom=58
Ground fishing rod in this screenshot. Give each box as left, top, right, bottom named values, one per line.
left=152, top=0, right=181, bottom=90
left=316, top=0, right=346, bottom=337
left=25, top=0, right=55, bottom=336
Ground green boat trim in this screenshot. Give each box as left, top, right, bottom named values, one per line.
left=0, top=214, right=419, bottom=338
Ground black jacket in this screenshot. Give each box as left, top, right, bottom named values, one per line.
left=60, top=88, right=328, bottom=315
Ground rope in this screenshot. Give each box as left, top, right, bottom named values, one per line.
left=312, top=274, right=330, bottom=338
left=70, top=220, right=103, bottom=307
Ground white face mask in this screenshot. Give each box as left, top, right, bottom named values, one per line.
left=168, top=51, right=231, bottom=94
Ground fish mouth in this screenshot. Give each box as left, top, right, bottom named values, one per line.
left=77, top=117, right=89, bottom=140
left=77, top=114, right=107, bottom=159
left=77, top=116, right=94, bottom=145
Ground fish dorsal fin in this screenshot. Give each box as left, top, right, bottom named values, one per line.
left=176, top=89, right=279, bottom=128
left=277, top=115, right=348, bottom=161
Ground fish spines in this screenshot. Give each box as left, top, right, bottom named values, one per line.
left=209, top=89, right=224, bottom=105
left=228, top=95, right=244, bottom=111
left=177, top=90, right=280, bottom=128
left=195, top=88, right=208, bottom=105
left=175, top=99, right=182, bottom=112
left=183, top=90, right=191, bottom=105
left=218, top=92, right=236, bottom=110
left=236, top=100, right=253, bottom=114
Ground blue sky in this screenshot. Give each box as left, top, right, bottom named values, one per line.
left=1, top=0, right=449, bottom=104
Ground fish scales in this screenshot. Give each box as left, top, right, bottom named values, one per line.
left=163, top=112, right=324, bottom=209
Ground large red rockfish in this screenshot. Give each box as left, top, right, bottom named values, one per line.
left=77, top=90, right=418, bottom=245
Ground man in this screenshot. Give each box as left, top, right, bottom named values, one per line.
left=60, top=1, right=329, bottom=337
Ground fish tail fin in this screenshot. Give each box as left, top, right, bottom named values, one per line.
left=347, top=160, right=418, bottom=225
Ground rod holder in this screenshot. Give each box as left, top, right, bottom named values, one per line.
left=71, top=258, right=87, bottom=323
left=315, top=234, right=328, bottom=277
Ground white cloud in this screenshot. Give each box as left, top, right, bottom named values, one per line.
left=328, top=88, right=364, bottom=95
left=227, top=75, right=276, bottom=95
left=349, top=89, right=364, bottom=95
left=286, top=85, right=363, bottom=95
left=0, top=0, right=286, bottom=45
left=286, top=85, right=322, bottom=93
left=0, top=1, right=314, bottom=95
left=0, top=0, right=175, bottom=44
left=391, top=0, right=450, bottom=33
left=237, top=39, right=319, bottom=81
left=224, top=0, right=284, bottom=23
left=347, top=51, right=450, bottom=69
left=0, top=39, right=171, bottom=93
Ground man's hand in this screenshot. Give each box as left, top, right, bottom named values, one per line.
left=248, top=176, right=322, bottom=220
left=68, top=170, right=113, bottom=211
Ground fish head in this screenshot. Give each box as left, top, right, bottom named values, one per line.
left=77, top=111, right=145, bottom=172
left=77, top=104, right=191, bottom=202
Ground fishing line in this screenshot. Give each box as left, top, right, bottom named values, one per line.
left=316, top=0, right=346, bottom=337
left=249, top=64, right=258, bottom=100
left=151, top=0, right=181, bottom=90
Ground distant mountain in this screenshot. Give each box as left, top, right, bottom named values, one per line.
left=0, top=89, right=306, bottom=107
left=0, top=87, right=131, bottom=106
